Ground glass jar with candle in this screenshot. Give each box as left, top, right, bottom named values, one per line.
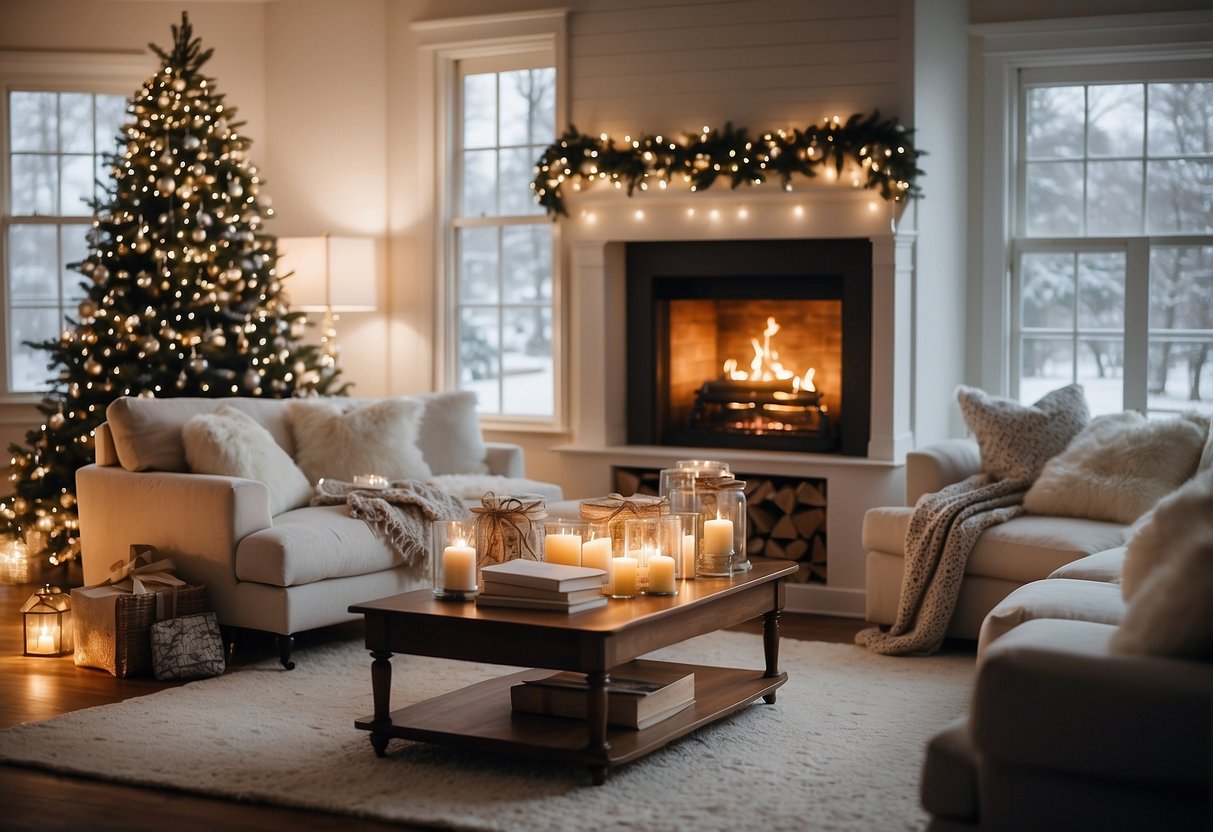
left=625, top=516, right=680, bottom=596
left=542, top=519, right=585, bottom=567
left=431, top=518, right=479, bottom=600
left=696, top=476, right=747, bottom=576
left=673, top=512, right=699, bottom=580
left=580, top=522, right=615, bottom=594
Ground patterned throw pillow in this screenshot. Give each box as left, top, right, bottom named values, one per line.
left=955, top=383, right=1089, bottom=483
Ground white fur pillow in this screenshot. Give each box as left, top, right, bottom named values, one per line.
left=288, top=398, right=432, bottom=485
left=416, top=391, right=488, bottom=475
left=1023, top=412, right=1205, bottom=524
left=183, top=405, right=313, bottom=516
left=1111, top=466, right=1213, bottom=659
left=955, top=383, right=1089, bottom=483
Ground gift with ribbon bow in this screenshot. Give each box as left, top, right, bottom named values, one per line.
left=471, top=492, right=548, bottom=574
left=72, top=544, right=209, bottom=677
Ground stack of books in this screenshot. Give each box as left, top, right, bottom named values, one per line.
left=510, top=664, right=695, bottom=729
left=476, top=560, right=608, bottom=613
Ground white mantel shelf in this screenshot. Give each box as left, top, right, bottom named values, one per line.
left=553, top=444, right=904, bottom=472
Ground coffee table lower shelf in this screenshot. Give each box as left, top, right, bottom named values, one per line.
left=355, top=659, right=786, bottom=778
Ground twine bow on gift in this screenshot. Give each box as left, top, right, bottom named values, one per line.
left=105, top=544, right=186, bottom=616
left=581, top=493, right=670, bottom=524
left=471, top=492, right=547, bottom=565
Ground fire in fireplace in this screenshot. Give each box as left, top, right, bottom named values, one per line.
left=626, top=239, right=871, bottom=456
left=689, top=315, right=832, bottom=443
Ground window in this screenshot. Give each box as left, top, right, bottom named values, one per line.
left=450, top=56, right=557, bottom=420
left=1, top=51, right=143, bottom=398
left=1011, top=72, right=1212, bottom=416
left=3, top=90, right=126, bottom=393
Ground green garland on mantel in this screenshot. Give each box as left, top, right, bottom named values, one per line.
left=531, top=110, right=925, bottom=218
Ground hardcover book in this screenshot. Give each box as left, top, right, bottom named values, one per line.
left=479, top=559, right=606, bottom=592
left=510, top=666, right=695, bottom=729
left=480, top=582, right=605, bottom=604
left=475, top=594, right=608, bottom=614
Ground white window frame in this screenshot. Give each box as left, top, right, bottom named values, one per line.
left=972, top=12, right=1213, bottom=399
left=414, top=10, right=568, bottom=432
left=0, top=50, right=145, bottom=403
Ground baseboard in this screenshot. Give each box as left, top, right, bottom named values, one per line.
left=784, top=584, right=866, bottom=618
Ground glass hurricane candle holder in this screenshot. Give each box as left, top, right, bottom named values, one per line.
left=580, top=522, right=614, bottom=594
left=673, top=512, right=698, bottom=580
left=431, top=518, right=479, bottom=600
left=625, top=516, right=680, bottom=596
left=696, top=476, right=747, bottom=576
left=542, top=519, right=584, bottom=566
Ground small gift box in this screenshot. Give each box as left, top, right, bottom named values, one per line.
left=470, top=493, right=547, bottom=582
left=72, top=544, right=209, bottom=678
left=579, top=493, right=670, bottom=557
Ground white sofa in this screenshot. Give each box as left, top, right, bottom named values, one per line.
left=76, top=394, right=563, bottom=667
left=920, top=536, right=1213, bottom=830
left=861, top=439, right=1132, bottom=639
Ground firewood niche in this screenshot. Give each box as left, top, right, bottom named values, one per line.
left=613, top=467, right=828, bottom=584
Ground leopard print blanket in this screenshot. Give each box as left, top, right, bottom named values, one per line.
left=855, top=473, right=1030, bottom=656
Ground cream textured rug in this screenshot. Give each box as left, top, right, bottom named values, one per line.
left=0, top=632, right=974, bottom=831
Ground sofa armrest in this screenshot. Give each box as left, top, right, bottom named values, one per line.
left=76, top=464, right=273, bottom=625
left=905, top=439, right=981, bottom=505
left=484, top=441, right=525, bottom=478
left=973, top=619, right=1213, bottom=786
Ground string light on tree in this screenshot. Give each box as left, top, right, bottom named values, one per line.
left=1, top=13, right=347, bottom=570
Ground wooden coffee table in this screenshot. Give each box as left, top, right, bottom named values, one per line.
left=349, top=560, right=796, bottom=784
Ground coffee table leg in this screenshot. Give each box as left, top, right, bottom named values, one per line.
left=762, top=609, right=781, bottom=704
left=370, top=649, right=393, bottom=757
left=586, top=671, right=610, bottom=785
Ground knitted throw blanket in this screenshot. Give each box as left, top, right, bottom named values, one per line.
left=310, top=479, right=467, bottom=568
left=855, top=474, right=1030, bottom=656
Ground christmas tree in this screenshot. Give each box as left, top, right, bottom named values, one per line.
left=1, top=13, right=344, bottom=571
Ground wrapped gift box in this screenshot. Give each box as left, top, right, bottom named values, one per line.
left=71, top=546, right=209, bottom=678
left=579, top=493, right=670, bottom=555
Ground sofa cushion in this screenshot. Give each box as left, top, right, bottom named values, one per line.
left=415, top=391, right=489, bottom=475
left=107, top=396, right=295, bottom=472
left=183, top=406, right=313, bottom=516
left=1023, top=412, right=1206, bottom=524
left=1048, top=546, right=1125, bottom=582
left=1112, top=466, right=1213, bottom=659
left=978, top=578, right=1126, bottom=658
left=235, top=505, right=405, bottom=587
left=863, top=507, right=1128, bottom=584
left=288, top=398, right=432, bottom=485
left=920, top=718, right=979, bottom=824
left=955, top=383, right=1089, bottom=483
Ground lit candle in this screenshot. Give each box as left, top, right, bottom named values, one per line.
left=35, top=623, right=55, bottom=654
left=442, top=541, right=477, bottom=591
left=544, top=533, right=582, bottom=566
left=681, top=533, right=696, bottom=578
left=612, top=557, right=638, bottom=597
left=581, top=536, right=613, bottom=594
left=352, top=473, right=389, bottom=489
left=648, top=554, right=676, bottom=593
left=703, top=517, right=734, bottom=555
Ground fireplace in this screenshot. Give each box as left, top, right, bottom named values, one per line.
left=626, top=239, right=872, bottom=456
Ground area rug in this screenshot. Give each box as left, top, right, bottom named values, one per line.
left=0, top=632, right=973, bottom=831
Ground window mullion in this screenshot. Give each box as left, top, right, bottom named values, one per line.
left=1123, top=239, right=1150, bottom=412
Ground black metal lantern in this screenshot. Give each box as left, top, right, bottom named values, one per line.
left=21, top=584, right=72, bottom=657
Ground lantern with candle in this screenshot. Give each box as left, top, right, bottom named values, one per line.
left=431, top=518, right=479, bottom=600
left=21, top=584, right=73, bottom=657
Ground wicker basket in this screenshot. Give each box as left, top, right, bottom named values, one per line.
left=74, top=584, right=209, bottom=678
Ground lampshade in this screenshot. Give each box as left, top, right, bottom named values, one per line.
left=278, top=235, right=377, bottom=312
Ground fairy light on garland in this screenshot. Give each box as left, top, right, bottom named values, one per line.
left=531, top=110, right=925, bottom=218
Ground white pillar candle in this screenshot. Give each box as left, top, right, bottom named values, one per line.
left=703, top=517, right=734, bottom=555
left=612, top=557, right=638, bottom=597
left=544, top=532, right=582, bottom=566
left=581, top=537, right=613, bottom=593
left=681, top=533, right=696, bottom=578
left=648, top=554, right=676, bottom=593
left=442, top=543, right=477, bottom=591
left=35, top=624, right=55, bottom=654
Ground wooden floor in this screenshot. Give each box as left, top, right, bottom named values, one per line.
left=0, top=581, right=864, bottom=831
